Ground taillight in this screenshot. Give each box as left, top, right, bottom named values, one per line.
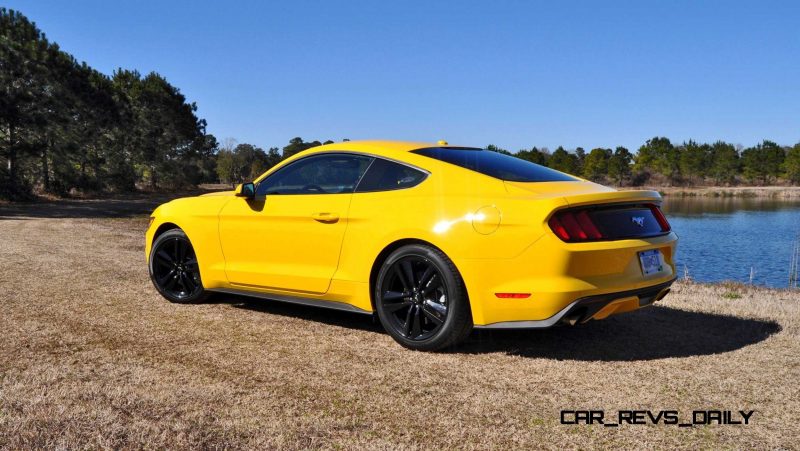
left=548, top=204, right=671, bottom=242
left=575, top=210, right=603, bottom=239
left=648, top=204, right=671, bottom=232
left=548, top=210, right=606, bottom=242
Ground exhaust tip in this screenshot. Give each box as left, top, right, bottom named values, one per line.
left=655, top=288, right=671, bottom=302
left=561, top=313, right=582, bottom=326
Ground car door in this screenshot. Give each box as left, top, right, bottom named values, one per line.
left=218, top=153, right=373, bottom=294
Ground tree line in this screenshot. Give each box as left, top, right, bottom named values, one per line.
left=486, top=138, right=800, bottom=187
left=216, top=137, right=800, bottom=188
left=3, top=8, right=800, bottom=200
left=214, top=137, right=337, bottom=185
left=1, top=8, right=217, bottom=200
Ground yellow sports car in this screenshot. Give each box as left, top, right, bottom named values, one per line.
left=146, top=140, right=677, bottom=351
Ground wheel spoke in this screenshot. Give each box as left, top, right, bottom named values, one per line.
left=382, top=290, right=406, bottom=302
left=180, top=272, right=196, bottom=291
left=394, top=265, right=410, bottom=291
left=384, top=300, right=412, bottom=313
left=164, top=273, right=179, bottom=290
left=157, top=269, right=176, bottom=285
left=403, top=306, right=414, bottom=336
left=176, top=272, right=186, bottom=291
left=401, top=260, right=415, bottom=288
left=410, top=306, right=423, bottom=337
left=177, top=240, right=187, bottom=262
left=422, top=274, right=441, bottom=295
left=155, top=249, right=173, bottom=266
left=422, top=304, right=444, bottom=325
left=417, top=265, right=434, bottom=291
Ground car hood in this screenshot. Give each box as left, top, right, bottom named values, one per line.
left=199, top=190, right=235, bottom=197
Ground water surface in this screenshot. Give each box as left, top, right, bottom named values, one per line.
left=661, top=197, right=800, bottom=288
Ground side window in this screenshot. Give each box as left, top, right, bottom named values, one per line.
left=355, top=158, right=428, bottom=192
left=257, top=154, right=373, bottom=195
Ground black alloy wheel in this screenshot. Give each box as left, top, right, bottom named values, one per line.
left=375, top=244, right=472, bottom=351
left=149, top=229, right=207, bottom=303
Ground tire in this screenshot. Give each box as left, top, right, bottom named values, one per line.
left=374, top=244, right=473, bottom=351
left=148, top=228, right=209, bottom=304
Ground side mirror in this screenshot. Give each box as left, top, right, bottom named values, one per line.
left=235, top=182, right=256, bottom=199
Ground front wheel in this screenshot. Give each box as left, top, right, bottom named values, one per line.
left=374, top=244, right=473, bottom=351
left=149, top=229, right=208, bottom=303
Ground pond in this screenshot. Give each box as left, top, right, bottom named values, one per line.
left=661, top=196, right=800, bottom=289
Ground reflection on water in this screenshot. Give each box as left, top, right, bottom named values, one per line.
left=661, top=197, right=800, bottom=289
left=662, top=196, right=800, bottom=216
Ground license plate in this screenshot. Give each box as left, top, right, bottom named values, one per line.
left=638, top=249, right=664, bottom=276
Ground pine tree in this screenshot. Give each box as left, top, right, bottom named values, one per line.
left=582, top=148, right=612, bottom=182
left=547, top=146, right=579, bottom=175
left=607, top=147, right=633, bottom=185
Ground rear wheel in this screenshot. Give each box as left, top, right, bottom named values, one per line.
left=375, top=244, right=472, bottom=351
left=149, top=229, right=208, bottom=303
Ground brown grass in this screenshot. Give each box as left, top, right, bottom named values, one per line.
left=1, top=201, right=799, bottom=449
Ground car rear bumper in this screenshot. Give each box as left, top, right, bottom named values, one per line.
left=474, top=277, right=675, bottom=329
left=455, top=231, right=678, bottom=326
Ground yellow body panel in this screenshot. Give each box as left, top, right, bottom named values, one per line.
left=218, top=193, right=352, bottom=294
left=145, top=140, right=678, bottom=326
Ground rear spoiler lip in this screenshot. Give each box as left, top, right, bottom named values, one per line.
left=562, top=190, right=663, bottom=208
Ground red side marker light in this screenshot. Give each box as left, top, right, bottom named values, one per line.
left=495, top=293, right=531, bottom=299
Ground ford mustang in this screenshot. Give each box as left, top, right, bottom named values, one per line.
left=146, top=140, right=677, bottom=351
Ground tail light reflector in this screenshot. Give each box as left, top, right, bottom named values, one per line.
left=649, top=204, right=672, bottom=232
left=495, top=293, right=531, bottom=299
left=548, top=210, right=606, bottom=242
left=575, top=210, right=603, bottom=239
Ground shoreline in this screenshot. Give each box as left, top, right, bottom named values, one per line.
left=623, top=186, right=800, bottom=198
left=5, top=185, right=800, bottom=205
left=679, top=279, right=799, bottom=293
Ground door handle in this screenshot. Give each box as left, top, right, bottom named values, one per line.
left=311, top=212, right=339, bottom=223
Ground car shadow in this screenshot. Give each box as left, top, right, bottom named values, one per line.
left=460, top=306, right=781, bottom=361
left=0, top=197, right=164, bottom=219
left=0, top=191, right=220, bottom=220
left=216, top=294, right=384, bottom=332
left=213, top=294, right=781, bottom=361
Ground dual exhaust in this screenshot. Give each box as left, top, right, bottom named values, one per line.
left=560, top=287, right=671, bottom=326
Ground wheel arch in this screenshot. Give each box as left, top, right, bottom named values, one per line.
left=153, top=222, right=181, bottom=243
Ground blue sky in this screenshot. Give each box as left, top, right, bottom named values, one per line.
left=7, top=0, right=800, bottom=151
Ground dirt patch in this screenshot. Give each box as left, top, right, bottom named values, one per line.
left=1, top=202, right=798, bottom=449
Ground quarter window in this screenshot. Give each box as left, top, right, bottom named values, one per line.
left=256, top=154, right=373, bottom=195
left=355, top=158, right=428, bottom=192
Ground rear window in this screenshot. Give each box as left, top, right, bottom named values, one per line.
left=411, top=147, right=578, bottom=182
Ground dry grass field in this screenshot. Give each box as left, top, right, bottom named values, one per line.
left=1, top=198, right=799, bottom=449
